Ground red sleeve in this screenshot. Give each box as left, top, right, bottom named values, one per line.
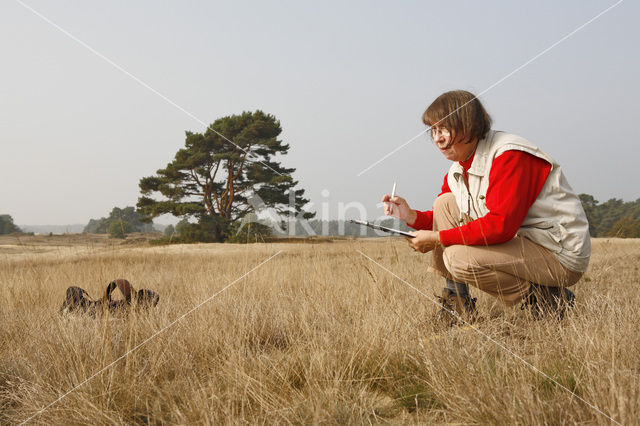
left=439, top=151, right=551, bottom=246
left=408, top=173, right=451, bottom=230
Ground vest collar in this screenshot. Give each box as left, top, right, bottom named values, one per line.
left=451, top=130, right=496, bottom=181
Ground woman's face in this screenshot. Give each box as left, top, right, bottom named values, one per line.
left=431, top=127, right=477, bottom=162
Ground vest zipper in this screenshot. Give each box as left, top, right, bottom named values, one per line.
left=463, top=173, right=480, bottom=219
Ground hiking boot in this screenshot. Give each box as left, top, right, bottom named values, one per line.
left=521, top=284, right=575, bottom=320
left=433, top=288, right=478, bottom=330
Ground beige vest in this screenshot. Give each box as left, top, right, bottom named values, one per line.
left=446, top=130, right=591, bottom=273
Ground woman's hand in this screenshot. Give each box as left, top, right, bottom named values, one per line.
left=406, top=230, right=440, bottom=253
left=381, top=194, right=417, bottom=224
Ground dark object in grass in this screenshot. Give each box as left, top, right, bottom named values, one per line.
left=60, top=278, right=159, bottom=316
left=521, top=284, right=575, bottom=320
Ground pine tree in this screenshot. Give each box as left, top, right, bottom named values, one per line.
left=137, top=111, right=312, bottom=242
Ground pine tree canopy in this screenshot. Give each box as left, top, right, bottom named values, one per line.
left=137, top=110, right=313, bottom=242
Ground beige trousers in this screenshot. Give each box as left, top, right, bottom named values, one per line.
left=429, top=193, right=583, bottom=306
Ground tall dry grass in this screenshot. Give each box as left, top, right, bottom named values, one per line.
left=0, top=237, right=639, bottom=424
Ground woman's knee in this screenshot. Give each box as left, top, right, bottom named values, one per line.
left=432, top=193, right=461, bottom=231
left=433, top=192, right=456, bottom=214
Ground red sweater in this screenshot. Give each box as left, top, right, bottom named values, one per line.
left=408, top=150, right=551, bottom=246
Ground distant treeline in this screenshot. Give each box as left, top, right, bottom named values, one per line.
left=160, top=218, right=411, bottom=243
left=0, top=215, right=22, bottom=235
left=84, top=207, right=154, bottom=238
left=579, top=194, right=640, bottom=238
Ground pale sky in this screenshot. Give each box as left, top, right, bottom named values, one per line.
left=1, top=0, right=638, bottom=226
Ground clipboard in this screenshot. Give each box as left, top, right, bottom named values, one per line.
left=349, top=219, right=415, bottom=238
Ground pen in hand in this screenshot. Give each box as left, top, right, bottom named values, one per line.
left=389, top=182, right=397, bottom=215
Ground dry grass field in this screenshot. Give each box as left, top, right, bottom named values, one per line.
left=1, top=235, right=639, bottom=425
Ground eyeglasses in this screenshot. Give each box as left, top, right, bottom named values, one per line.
left=430, top=127, right=451, bottom=140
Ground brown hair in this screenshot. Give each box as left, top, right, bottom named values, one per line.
left=422, top=90, right=492, bottom=144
